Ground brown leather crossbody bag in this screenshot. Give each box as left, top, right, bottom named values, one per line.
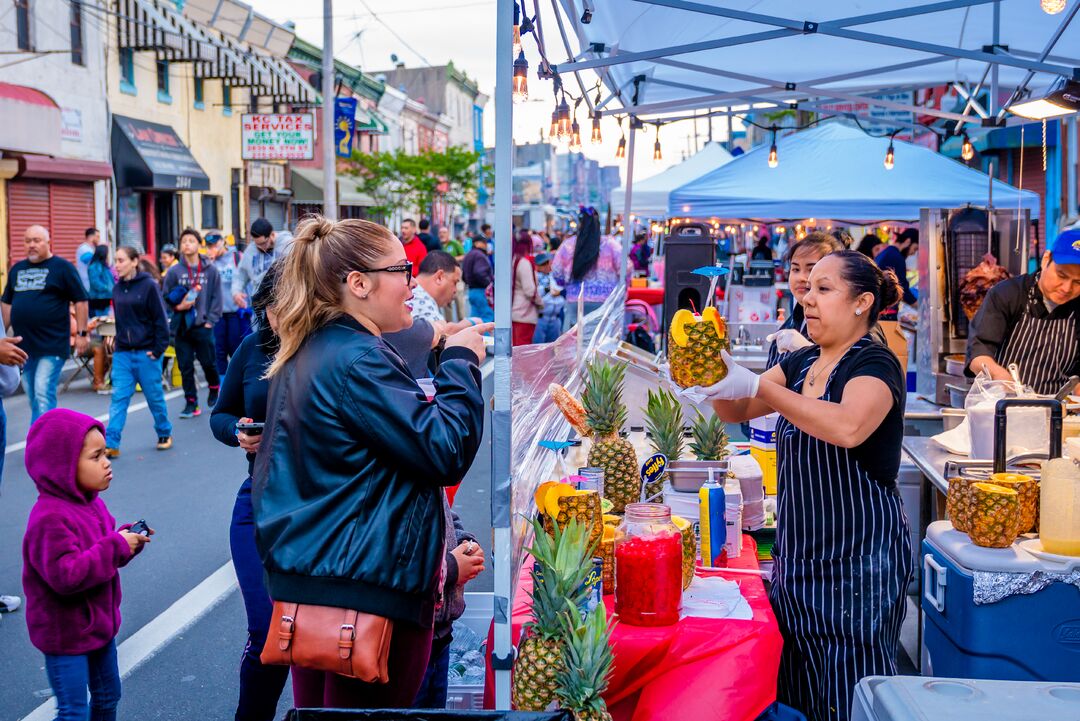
left=261, top=601, right=393, bottom=682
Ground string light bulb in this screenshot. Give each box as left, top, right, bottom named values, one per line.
left=569, top=118, right=582, bottom=151
left=512, top=1, right=523, bottom=54
left=884, top=140, right=895, bottom=170
left=591, top=114, right=602, bottom=144
left=961, top=133, right=975, bottom=161
left=767, top=127, right=778, bottom=168
left=653, top=138, right=662, bottom=161
left=511, top=51, right=529, bottom=104
left=556, top=97, right=572, bottom=142
left=616, top=134, right=626, bottom=159
left=1041, top=0, right=1066, bottom=14
left=548, top=111, right=559, bottom=140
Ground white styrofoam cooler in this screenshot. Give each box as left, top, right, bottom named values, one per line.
left=851, top=675, right=1080, bottom=721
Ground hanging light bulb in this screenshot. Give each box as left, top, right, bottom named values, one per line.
left=653, top=138, right=662, bottom=161
left=511, top=51, right=529, bottom=104
left=569, top=118, right=582, bottom=151
left=512, top=1, right=522, bottom=54
left=767, top=143, right=778, bottom=168
left=556, top=98, right=572, bottom=142
left=616, top=135, right=627, bottom=159
left=548, top=110, right=559, bottom=140
left=961, top=133, right=975, bottom=161
left=884, top=140, right=895, bottom=170
left=590, top=114, right=602, bottom=144
left=1041, top=0, right=1066, bottom=14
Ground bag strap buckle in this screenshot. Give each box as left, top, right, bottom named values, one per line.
left=338, top=623, right=356, bottom=660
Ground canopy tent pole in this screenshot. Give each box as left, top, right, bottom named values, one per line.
left=621, top=119, right=639, bottom=284
left=492, top=0, right=515, bottom=709
left=1068, top=116, right=1078, bottom=222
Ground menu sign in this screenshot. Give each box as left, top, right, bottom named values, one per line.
left=242, top=113, right=315, bottom=160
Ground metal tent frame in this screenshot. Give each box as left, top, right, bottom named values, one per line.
left=489, top=0, right=1080, bottom=708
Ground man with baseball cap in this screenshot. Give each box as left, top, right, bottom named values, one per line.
left=967, top=227, right=1080, bottom=394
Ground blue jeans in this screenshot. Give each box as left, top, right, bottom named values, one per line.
left=215, top=312, right=252, bottom=376
left=412, top=633, right=452, bottom=709
left=533, top=312, right=563, bottom=343
left=44, top=640, right=121, bottom=721
left=467, top=288, right=494, bottom=323
left=0, top=401, right=7, bottom=486
left=105, top=351, right=172, bottom=449
left=23, top=354, right=65, bottom=426
left=230, top=478, right=289, bottom=720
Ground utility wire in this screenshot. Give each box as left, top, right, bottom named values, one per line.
left=356, top=0, right=432, bottom=67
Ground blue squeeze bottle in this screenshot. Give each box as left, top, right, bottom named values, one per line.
left=698, top=467, right=727, bottom=567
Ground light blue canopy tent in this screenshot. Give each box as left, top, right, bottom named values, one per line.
left=668, top=122, right=1041, bottom=222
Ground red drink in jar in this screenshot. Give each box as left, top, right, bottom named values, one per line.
left=614, top=503, right=683, bottom=626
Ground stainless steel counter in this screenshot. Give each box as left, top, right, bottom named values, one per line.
left=902, top=435, right=955, bottom=495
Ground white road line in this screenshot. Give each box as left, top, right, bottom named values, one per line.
left=5, top=389, right=187, bottom=456
left=18, top=561, right=238, bottom=721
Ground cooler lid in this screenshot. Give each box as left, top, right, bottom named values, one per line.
left=925, top=521, right=1071, bottom=574
left=857, top=675, right=1080, bottom=721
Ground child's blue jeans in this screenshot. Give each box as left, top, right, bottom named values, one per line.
left=44, top=639, right=121, bottom=721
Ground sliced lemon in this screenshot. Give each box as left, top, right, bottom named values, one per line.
left=534, top=481, right=558, bottom=512
left=669, top=309, right=696, bottom=346
left=672, top=515, right=691, bottom=531
left=543, top=482, right=576, bottom=518
left=701, top=306, right=726, bottom=339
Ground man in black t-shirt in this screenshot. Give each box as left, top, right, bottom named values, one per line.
left=1, top=225, right=89, bottom=424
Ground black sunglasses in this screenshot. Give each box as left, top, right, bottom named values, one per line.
left=342, top=262, right=413, bottom=284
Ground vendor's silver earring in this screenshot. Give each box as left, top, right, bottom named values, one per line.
left=361, top=294, right=369, bottom=299
left=855, top=308, right=863, bottom=316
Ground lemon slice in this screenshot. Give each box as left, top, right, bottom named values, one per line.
left=669, top=309, right=696, bottom=347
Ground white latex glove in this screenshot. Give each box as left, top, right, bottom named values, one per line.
left=766, top=328, right=813, bottom=354
left=694, top=350, right=761, bottom=401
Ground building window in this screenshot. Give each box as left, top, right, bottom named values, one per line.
left=222, top=84, right=232, bottom=116
left=15, top=0, right=31, bottom=51
left=193, top=77, right=204, bottom=110
left=119, top=48, right=136, bottom=95
left=201, top=194, right=221, bottom=229
left=157, top=60, right=171, bottom=103
left=69, top=0, right=83, bottom=65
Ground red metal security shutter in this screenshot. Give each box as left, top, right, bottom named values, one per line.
left=7, top=179, right=50, bottom=268
left=48, top=182, right=95, bottom=264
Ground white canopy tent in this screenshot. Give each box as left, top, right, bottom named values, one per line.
left=669, top=121, right=1042, bottom=221
left=610, top=141, right=734, bottom=218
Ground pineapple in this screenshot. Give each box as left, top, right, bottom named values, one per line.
left=968, top=483, right=1022, bottom=548
left=583, top=361, right=640, bottom=513
left=599, top=524, right=616, bottom=595
left=536, top=481, right=604, bottom=550
left=668, top=306, right=730, bottom=389
left=988, top=473, right=1038, bottom=533
left=643, top=388, right=686, bottom=503
left=689, top=409, right=729, bottom=461
left=672, top=516, right=697, bottom=590
left=556, top=605, right=616, bottom=721
left=946, top=477, right=979, bottom=533
left=513, top=518, right=595, bottom=711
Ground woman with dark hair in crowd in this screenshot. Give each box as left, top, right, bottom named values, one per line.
left=209, top=262, right=288, bottom=721
left=551, top=207, right=625, bottom=331
left=854, top=234, right=884, bottom=259
left=511, top=230, right=541, bottom=346
left=751, top=235, right=774, bottom=262
left=694, top=250, right=912, bottom=721
left=252, top=216, right=490, bottom=709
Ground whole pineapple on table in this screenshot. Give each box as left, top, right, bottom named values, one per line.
left=583, top=361, right=640, bottom=513
left=967, top=483, right=1022, bottom=548
left=557, top=604, right=616, bottom=721
left=668, top=306, right=730, bottom=389
left=513, top=518, right=596, bottom=712
left=643, top=388, right=686, bottom=503
left=689, top=408, right=730, bottom=462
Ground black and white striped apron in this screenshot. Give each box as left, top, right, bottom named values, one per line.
left=997, top=279, right=1079, bottom=395
left=769, top=337, right=913, bottom=721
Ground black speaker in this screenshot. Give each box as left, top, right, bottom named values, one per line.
left=662, top=223, right=717, bottom=336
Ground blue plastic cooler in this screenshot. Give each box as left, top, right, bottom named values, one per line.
left=921, top=521, right=1080, bottom=682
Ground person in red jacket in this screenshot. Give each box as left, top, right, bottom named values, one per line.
left=22, top=409, right=152, bottom=721
left=400, top=218, right=428, bottom=277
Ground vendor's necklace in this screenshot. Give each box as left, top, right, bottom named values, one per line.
left=807, top=352, right=843, bottom=386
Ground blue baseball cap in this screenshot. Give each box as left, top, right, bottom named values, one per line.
left=1050, top=228, right=1080, bottom=266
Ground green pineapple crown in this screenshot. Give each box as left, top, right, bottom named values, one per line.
left=644, top=388, right=685, bottom=461
left=582, top=361, right=628, bottom=438
left=689, top=409, right=729, bottom=461
left=524, top=517, right=595, bottom=641
left=556, top=604, right=615, bottom=717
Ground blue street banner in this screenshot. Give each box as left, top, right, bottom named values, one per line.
left=333, top=97, right=357, bottom=158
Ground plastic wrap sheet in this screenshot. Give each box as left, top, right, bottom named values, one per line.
left=484, top=536, right=783, bottom=721
left=503, top=287, right=626, bottom=598
left=287, top=711, right=572, bottom=720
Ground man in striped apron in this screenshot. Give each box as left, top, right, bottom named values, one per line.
left=967, top=228, right=1080, bottom=395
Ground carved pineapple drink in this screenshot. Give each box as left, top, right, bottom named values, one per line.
left=668, top=307, right=730, bottom=388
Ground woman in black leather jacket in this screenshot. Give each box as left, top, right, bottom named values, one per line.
left=253, top=216, right=490, bottom=709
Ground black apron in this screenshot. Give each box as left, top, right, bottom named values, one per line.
left=769, top=336, right=912, bottom=721
left=996, top=279, right=1079, bottom=395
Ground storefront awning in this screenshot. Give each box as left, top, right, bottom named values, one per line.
left=181, top=0, right=295, bottom=57
left=20, top=155, right=112, bottom=181
left=112, top=115, right=210, bottom=191
left=356, top=108, right=389, bottom=135
left=0, top=82, right=61, bottom=156
left=291, top=167, right=374, bottom=206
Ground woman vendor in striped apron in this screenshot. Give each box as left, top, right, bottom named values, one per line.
left=966, top=228, right=1080, bottom=395
left=691, top=250, right=912, bottom=721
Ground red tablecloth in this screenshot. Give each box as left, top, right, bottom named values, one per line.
left=627, top=286, right=664, bottom=305
left=484, top=535, right=782, bottom=721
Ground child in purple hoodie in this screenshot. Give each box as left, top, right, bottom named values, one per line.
left=22, top=409, right=152, bottom=721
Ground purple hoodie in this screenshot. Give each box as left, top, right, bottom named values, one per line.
left=22, top=409, right=133, bottom=655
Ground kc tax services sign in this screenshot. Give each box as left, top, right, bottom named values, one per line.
left=241, top=113, right=315, bottom=161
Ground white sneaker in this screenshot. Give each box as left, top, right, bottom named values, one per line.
left=0, top=595, right=21, bottom=613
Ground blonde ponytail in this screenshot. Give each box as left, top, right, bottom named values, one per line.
left=265, top=216, right=397, bottom=377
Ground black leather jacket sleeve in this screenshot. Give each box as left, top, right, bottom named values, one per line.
left=341, top=344, right=483, bottom=485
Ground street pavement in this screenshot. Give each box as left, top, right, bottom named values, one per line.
left=0, top=361, right=495, bottom=720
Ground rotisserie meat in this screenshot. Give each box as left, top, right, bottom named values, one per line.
left=960, top=253, right=1010, bottom=320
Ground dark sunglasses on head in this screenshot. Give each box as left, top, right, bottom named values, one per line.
left=342, top=262, right=413, bottom=284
